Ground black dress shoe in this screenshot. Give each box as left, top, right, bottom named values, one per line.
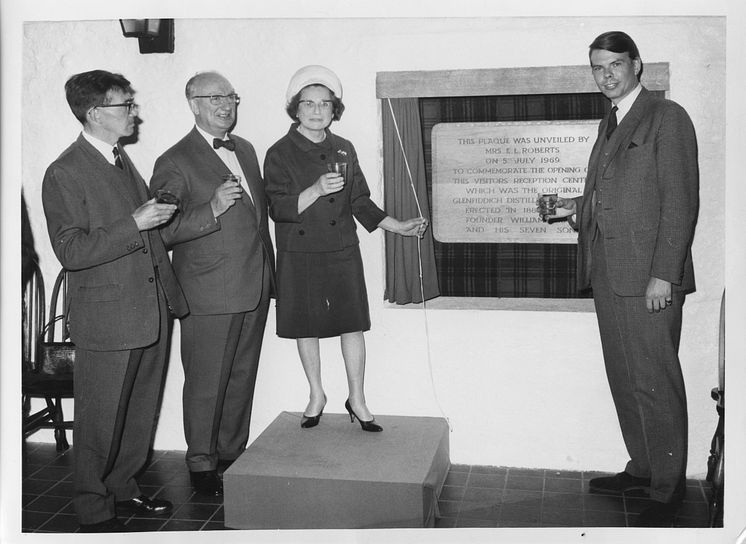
left=634, top=499, right=681, bottom=527
left=116, top=494, right=173, bottom=516
left=589, top=471, right=651, bottom=495
left=190, top=469, right=223, bottom=496
left=78, top=517, right=127, bottom=533
left=217, top=458, right=235, bottom=478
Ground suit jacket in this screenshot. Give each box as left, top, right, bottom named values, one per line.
left=264, top=125, right=387, bottom=253
left=42, top=134, right=188, bottom=351
left=150, top=127, right=275, bottom=315
left=575, top=88, right=699, bottom=296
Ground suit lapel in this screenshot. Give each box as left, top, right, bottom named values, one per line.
left=117, top=145, right=150, bottom=203
left=600, top=88, right=652, bottom=176
left=234, top=143, right=262, bottom=220
left=186, top=127, right=232, bottom=182
left=583, top=123, right=606, bottom=197
left=76, top=135, right=142, bottom=209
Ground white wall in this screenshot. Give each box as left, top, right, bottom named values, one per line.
left=21, top=16, right=725, bottom=476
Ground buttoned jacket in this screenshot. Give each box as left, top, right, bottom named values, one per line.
left=42, top=135, right=188, bottom=351
left=264, top=125, right=387, bottom=253
left=574, top=88, right=699, bottom=296
left=150, top=127, right=275, bottom=315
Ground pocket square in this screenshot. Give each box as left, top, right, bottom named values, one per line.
left=628, top=142, right=638, bottom=149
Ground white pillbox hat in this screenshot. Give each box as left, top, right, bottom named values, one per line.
left=285, top=65, right=343, bottom=105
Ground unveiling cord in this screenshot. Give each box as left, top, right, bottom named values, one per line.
left=386, top=98, right=452, bottom=431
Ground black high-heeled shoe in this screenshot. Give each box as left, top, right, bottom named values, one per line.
left=300, top=410, right=323, bottom=429
left=301, top=395, right=326, bottom=428
left=345, top=399, right=383, bottom=432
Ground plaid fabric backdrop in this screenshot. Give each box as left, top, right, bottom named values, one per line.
left=418, top=92, right=660, bottom=299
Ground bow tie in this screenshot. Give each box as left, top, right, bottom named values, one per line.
left=213, top=138, right=236, bottom=151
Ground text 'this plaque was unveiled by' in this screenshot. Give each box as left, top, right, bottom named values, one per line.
left=432, top=120, right=599, bottom=244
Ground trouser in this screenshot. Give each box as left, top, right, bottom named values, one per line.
left=590, top=236, right=688, bottom=503
left=72, top=294, right=169, bottom=524
left=180, top=278, right=270, bottom=472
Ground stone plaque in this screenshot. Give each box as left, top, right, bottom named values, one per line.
left=432, top=121, right=599, bottom=243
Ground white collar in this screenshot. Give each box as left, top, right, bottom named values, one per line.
left=195, top=124, right=229, bottom=147
left=82, top=130, right=119, bottom=165
left=614, top=83, right=642, bottom=123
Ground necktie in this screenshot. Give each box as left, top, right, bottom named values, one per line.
left=112, top=147, right=123, bottom=169
left=213, top=138, right=236, bottom=152
left=605, top=106, right=618, bottom=140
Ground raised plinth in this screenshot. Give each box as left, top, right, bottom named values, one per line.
left=224, top=411, right=450, bottom=529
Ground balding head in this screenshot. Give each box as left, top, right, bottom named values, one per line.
left=184, top=71, right=238, bottom=137
left=185, top=71, right=230, bottom=100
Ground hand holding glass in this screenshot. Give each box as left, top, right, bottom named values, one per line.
left=321, top=163, right=346, bottom=194
left=155, top=189, right=180, bottom=207
left=220, top=174, right=243, bottom=200
left=538, top=193, right=558, bottom=222
left=222, top=173, right=242, bottom=184
left=210, top=174, right=243, bottom=218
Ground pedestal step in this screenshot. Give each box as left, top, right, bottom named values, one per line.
left=224, top=411, right=450, bottom=529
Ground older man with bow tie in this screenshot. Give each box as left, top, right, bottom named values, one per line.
left=150, top=71, right=275, bottom=497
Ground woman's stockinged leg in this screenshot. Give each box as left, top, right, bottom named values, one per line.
left=296, top=337, right=326, bottom=417
left=340, top=331, right=374, bottom=421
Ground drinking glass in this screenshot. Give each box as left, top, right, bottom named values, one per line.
left=538, top=193, right=558, bottom=221
left=326, top=162, right=347, bottom=177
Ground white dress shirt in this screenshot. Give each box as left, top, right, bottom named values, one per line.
left=195, top=125, right=254, bottom=204
left=613, top=83, right=642, bottom=125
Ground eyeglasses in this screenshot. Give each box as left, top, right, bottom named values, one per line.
left=95, top=100, right=139, bottom=114
left=191, top=94, right=241, bottom=106
left=298, top=100, right=333, bottom=111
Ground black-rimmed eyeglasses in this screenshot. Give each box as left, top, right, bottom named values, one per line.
left=95, top=100, right=139, bottom=114
left=191, top=94, right=241, bottom=106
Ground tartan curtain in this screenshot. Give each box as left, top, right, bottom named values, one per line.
left=419, top=93, right=614, bottom=298
left=382, top=98, right=440, bottom=304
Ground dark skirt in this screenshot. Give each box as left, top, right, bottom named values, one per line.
left=276, top=245, right=371, bottom=339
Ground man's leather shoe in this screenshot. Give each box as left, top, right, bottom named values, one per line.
left=78, top=517, right=127, bottom=533
left=190, top=469, right=223, bottom=496
left=116, top=494, right=173, bottom=516
left=633, top=499, right=681, bottom=527
left=217, top=458, right=235, bottom=476
left=589, top=471, right=651, bottom=495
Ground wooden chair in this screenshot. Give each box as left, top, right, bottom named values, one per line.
left=22, top=265, right=74, bottom=452
left=706, top=290, right=724, bottom=527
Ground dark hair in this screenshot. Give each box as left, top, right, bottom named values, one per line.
left=589, top=31, right=643, bottom=80
left=285, top=85, right=345, bottom=122
left=65, top=70, right=133, bottom=125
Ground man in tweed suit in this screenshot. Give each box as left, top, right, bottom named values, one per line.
left=150, top=71, right=275, bottom=497
left=549, top=31, right=699, bottom=526
left=42, top=70, right=188, bottom=532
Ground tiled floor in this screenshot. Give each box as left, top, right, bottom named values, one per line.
left=21, top=442, right=715, bottom=532
left=436, top=464, right=714, bottom=528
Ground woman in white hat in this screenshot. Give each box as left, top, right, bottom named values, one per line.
left=264, top=65, right=427, bottom=432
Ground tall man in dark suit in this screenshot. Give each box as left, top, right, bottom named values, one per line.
left=548, top=32, right=699, bottom=526
left=42, top=70, right=188, bottom=532
left=150, top=71, right=275, bottom=497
